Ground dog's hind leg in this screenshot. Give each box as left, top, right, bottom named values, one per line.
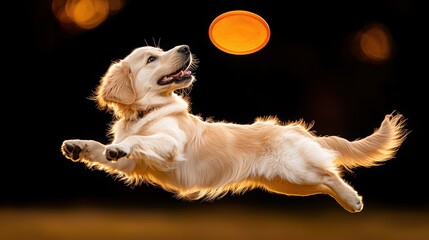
left=260, top=177, right=363, bottom=213
left=319, top=170, right=363, bottom=212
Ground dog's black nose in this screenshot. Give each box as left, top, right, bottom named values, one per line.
left=178, top=45, right=190, bottom=55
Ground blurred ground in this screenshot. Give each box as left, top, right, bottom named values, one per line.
left=1, top=204, right=428, bottom=240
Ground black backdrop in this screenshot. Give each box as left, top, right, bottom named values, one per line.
left=4, top=0, right=426, bottom=210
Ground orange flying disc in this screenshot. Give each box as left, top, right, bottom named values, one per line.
left=209, top=10, right=270, bottom=55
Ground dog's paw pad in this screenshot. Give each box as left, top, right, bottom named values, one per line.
left=105, top=148, right=127, bottom=161
left=62, top=143, right=82, bottom=162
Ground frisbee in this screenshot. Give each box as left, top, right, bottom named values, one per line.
left=209, top=10, right=270, bottom=55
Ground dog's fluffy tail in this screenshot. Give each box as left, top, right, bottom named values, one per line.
left=316, top=112, right=408, bottom=170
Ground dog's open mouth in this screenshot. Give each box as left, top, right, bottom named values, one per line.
left=157, top=59, right=193, bottom=86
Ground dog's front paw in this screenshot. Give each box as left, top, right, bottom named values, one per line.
left=105, top=146, right=128, bottom=161
left=61, top=140, right=84, bottom=162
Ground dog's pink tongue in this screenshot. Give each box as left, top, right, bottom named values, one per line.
left=172, top=70, right=192, bottom=77
left=162, top=71, right=192, bottom=82
left=171, top=72, right=182, bottom=77
left=181, top=70, right=191, bottom=77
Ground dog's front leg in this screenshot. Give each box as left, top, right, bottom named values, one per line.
left=61, top=139, right=110, bottom=163
left=106, top=133, right=185, bottom=163
left=61, top=139, right=136, bottom=173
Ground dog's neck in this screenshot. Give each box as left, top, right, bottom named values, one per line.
left=126, top=93, right=190, bottom=121
left=136, top=107, right=159, bottom=119
left=123, top=105, right=162, bottom=121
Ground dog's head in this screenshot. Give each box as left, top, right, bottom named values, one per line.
left=94, top=45, right=197, bottom=117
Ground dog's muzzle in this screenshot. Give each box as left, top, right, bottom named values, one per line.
left=157, top=45, right=194, bottom=85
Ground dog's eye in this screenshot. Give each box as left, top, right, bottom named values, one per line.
left=147, top=56, right=157, bottom=63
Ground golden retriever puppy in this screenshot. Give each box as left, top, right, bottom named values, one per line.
left=61, top=45, right=407, bottom=213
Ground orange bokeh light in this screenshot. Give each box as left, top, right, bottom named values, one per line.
left=52, top=0, right=125, bottom=31
left=353, top=23, right=393, bottom=64
left=65, top=0, right=109, bottom=29
left=209, top=10, right=270, bottom=55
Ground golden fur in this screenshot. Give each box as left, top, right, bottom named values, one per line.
left=61, top=45, right=408, bottom=213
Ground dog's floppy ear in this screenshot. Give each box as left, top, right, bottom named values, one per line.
left=95, top=61, right=136, bottom=108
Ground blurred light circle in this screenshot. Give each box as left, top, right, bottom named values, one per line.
left=209, top=10, right=270, bottom=55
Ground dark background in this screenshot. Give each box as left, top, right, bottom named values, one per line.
left=4, top=0, right=426, bottom=212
